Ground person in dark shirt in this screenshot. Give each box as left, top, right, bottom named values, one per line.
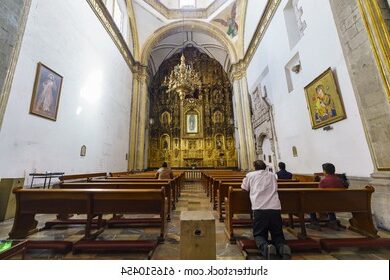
left=276, top=162, right=293, bottom=180
left=307, top=163, right=346, bottom=230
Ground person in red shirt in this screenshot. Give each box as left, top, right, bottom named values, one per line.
left=307, top=163, right=348, bottom=230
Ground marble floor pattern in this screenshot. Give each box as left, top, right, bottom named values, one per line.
left=1, top=182, right=390, bottom=260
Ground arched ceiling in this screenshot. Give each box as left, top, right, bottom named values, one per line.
left=134, top=0, right=231, bottom=19
left=148, top=30, right=231, bottom=76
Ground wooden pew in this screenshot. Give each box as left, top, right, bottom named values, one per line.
left=109, top=172, right=157, bottom=178
left=224, top=186, right=378, bottom=242
left=210, top=177, right=301, bottom=210
left=201, top=171, right=247, bottom=196
left=293, top=174, right=316, bottom=182
left=207, top=175, right=245, bottom=204
left=108, top=172, right=185, bottom=200
left=58, top=172, right=107, bottom=183
left=217, top=182, right=319, bottom=221
left=59, top=182, right=173, bottom=220
left=88, top=178, right=179, bottom=205
left=9, top=188, right=168, bottom=242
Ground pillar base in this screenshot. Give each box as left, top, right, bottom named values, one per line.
left=370, top=172, right=390, bottom=231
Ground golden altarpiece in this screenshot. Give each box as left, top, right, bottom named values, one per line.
left=148, top=47, right=237, bottom=168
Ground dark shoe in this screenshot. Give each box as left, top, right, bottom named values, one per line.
left=327, top=220, right=342, bottom=231
left=306, top=222, right=321, bottom=231
left=278, top=244, right=291, bottom=260
left=265, top=244, right=277, bottom=260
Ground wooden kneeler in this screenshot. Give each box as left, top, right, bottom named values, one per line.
left=236, top=239, right=321, bottom=259
left=73, top=240, right=158, bottom=260
left=319, top=238, right=390, bottom=251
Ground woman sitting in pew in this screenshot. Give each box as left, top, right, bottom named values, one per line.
left=155, top=162, right=174, bottom=180
left=307, top=163, right=348, bottom=231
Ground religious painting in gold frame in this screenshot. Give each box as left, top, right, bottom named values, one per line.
left=186, top=112, right=198, bottom=134
left=304, top=68, right=346, bottom=129
left=29, top=62, right=63, bottom=121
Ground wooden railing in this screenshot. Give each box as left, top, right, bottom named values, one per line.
left=184, top=170, right=202, bottom=181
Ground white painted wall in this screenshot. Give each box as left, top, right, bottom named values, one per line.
left=0, top=0, right=132, bottom=183
left=246, top=0, right=374, bottom=177
left=244, top=0, right=268, bottom=53
left=134, top=2, right=166, bottom=50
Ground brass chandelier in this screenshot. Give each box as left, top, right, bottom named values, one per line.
left=163, top=53, right=202, bottom=100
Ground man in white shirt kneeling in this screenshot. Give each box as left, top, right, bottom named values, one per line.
left=241, top=160, right=291, bottom=260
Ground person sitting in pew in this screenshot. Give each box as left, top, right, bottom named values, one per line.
left=155, top=162, right=174, bottom=180
left=307, top=163, right=347, bottom=231
left=241, top=160, right=291, bottom=260
left=276, top=162, right=293, bottom=180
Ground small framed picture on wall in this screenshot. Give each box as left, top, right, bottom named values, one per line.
left=29, top=62, right=63, bottom=121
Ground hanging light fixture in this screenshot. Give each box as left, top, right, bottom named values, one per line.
left=162, top=12, right=201, bottom=100
left=163, top=54, right=202, bottom=100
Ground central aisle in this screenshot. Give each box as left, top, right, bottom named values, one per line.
left=152, top=182, right=245, bottom=260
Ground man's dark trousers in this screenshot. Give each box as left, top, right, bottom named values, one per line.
left=253, top=209, right=285, bottom=256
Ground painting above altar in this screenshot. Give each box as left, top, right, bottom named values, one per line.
left=186, top=113, right=198, bottom=134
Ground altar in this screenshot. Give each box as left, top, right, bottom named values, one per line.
left=147, top=47, right=237, bottom=168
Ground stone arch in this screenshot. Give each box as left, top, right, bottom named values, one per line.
left=141, top=20, right=238, bottom=66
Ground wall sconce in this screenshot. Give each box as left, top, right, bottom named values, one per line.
left=149, top=118, right=155, bottom=125
left=80, top=145, right=87, bottom=157
left=291, top=62, right=301, bottom=74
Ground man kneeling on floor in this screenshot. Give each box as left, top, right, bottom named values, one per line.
left=241, top=160, right=291, bottom=260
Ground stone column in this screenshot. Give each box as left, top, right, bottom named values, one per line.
left=330, top=0, right=390, bottom=230
left=231, top=63, right=256, bottom=170
left=128, top=64, right=149, bottom=171
left=0, top=0, right=31, bottom=131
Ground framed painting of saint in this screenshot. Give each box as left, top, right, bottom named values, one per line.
left=29, top=62, right=63, bottom=121
left=304, top=68, right=346, bottom=129
left=186, top=113, right=198, bottom=134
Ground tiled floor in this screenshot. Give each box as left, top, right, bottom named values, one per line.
left=1, top=182, right=389, bottom=260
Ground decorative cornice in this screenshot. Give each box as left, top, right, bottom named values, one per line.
left=126, top=0, right=140, bottom=60
left=86, top=0, right=136, bottom=70
left=357, top=0, right=390, bottom=103
left=239, top=0, right=249, bottom=58
left=241, top=0, right=281, bottom=70
left=140, top=0, right=227, bottom=19
left=229, top=0, right=280, bottom=77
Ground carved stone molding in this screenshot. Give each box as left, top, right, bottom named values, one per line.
left=86, top=0, right=136, bottom=70
left=125, top=0, right=140, bottom=60
left=139, top=0, right=227, bottom=19
left=234, top=0, right=281, bottom=71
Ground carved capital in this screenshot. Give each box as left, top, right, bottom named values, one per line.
left=132, top=63, right=149, bottom=83
left=230, top=61, right=247, bottom=81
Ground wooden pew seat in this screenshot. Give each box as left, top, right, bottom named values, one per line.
left=9, top=188, right=168, bottom=242
left=217, top=182, right=319, bottom=221
left=225, top=186, right=378, bottom=242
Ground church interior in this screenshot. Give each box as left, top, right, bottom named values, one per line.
left=0, top=0, right=390, bottom=260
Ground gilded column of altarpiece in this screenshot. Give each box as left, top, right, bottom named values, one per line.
left=148, top=47, right=237, bottom=168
